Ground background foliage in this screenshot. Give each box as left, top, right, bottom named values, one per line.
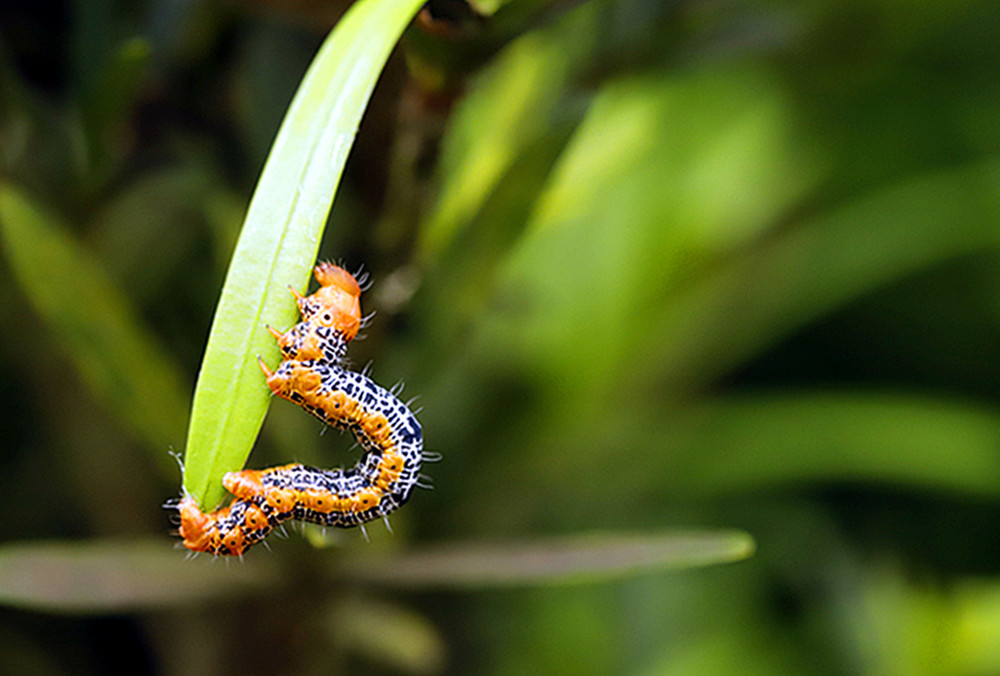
left=2, top=0, right=1000, bottom=673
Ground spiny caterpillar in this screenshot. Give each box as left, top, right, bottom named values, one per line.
left=175, top=262, right=424, bottom=557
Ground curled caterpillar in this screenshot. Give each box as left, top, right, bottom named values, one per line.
left=176, top=263, right=424, bottom=557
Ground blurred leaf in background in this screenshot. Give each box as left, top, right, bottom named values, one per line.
left=2, top=0, right=1000, bottom=674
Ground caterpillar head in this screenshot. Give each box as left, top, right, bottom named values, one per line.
left=298, top=263, right=362, bottom=341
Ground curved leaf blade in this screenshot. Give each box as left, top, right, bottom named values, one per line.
left=0, top=531, right=753, bottom=613
left=182, top=0, right=426, bottom=508
left=0, top=539, right=280, bottom=614
left=337, top=530, right=755, bottom=589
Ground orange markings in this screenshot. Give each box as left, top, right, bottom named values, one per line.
left=350, top=488, right=382, bottom=513
left=265, top=487, right=298, bottom=515
left=263, top=361, right=322, bottom=399
left=243, top=503, right=270, bottom=532
left=221, top=526, right=246, bottom=556
left=223, top=470, right=266, bottom=499
left=375, top=450, right=404, bottom=490
left=302, top=488, right=338, bottom=514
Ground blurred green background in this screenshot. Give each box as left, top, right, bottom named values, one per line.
left=2, top=0, right=1000, bottom=673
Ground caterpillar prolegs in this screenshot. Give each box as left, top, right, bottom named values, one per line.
left=175, top=263, right=424, bottom=557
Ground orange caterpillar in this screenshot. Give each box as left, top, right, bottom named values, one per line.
left=176, top=263, right=424, bottom=557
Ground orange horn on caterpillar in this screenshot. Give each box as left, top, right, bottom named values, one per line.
left=313, top=261, right=361, bottom=294
left=257, top=355, right=274, bottom=378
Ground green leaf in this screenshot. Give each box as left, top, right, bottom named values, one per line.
left=523, top=390, right=1000, bottom=501
left=89, top=166, right=216, bottom=302
left=466, top=0, right=507, bottom=15
left=0, top=539, right=280, bottom=614
left=0, top=532, right=752, bottom=613
left=337, top=531, right=755, bottom=589
left=421, top=2, right=596, bottom=259
left=470, top=62, right=825, bottom=403
left=670, top=391, right=1000, bottom=498
left=0, top=184, right=190, bottom=473
left=331, top=598, right=446, bottom=673
left=628, top=159, right=1000, bottom=395
left=79, top=37, right=151, bottom=174
left=182, top=0, right=426, bottom=509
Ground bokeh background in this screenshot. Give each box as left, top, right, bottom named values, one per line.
left=2, top=0, right=1000, bottom=673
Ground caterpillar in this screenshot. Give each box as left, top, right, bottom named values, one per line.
left=175, top=263, right=424, bottom=557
